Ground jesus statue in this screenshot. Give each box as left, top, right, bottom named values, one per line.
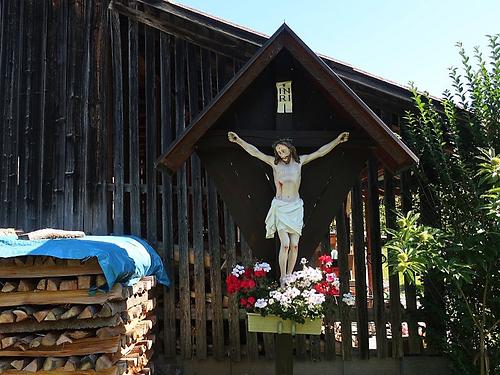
left=228, top=131, right=349, bottom=281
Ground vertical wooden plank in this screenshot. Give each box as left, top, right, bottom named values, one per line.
left=215, top=51, right=240, bottom=360
left=384, top=170, right=403, bottom=358
left=321, top=233, right=336, bottom=360
left=80, top=0, right=92, bottom=233
left=0, top=0, right=5, bottom=121
left=54, top=0, right=68, bottom=229
left=159, top=32, right=176, bottom=358
left=186, top=43, right=207, bottom=360
left=352, top=178, right=369, bottom=359
left=145, top=26, right=157, bottom=242
left=19, top=0, right=33, bottom=231
left=175, top=37, right=191, bottom=359
left=324, top=303, right=336, bottom=359
left=295, top=335, right=306, bottom=360
left=275, top=335, right=293, bottom=375
left=110, top=10, right=124, bottom=234
left=67, top=0, right=86, bottom=230
left=1, top=0, right=21, bottom=227
left=11, top=0, right=24, bottom=228
left=263, top=333, right=275, bottom=359
left=203, top=49, right=224, bottom=361
left=0, top=0, right=8, bottom=226
left=88, top=0, right=110, bottom=234
left=367, top=157, right=387, bottom=358
left=192, top=154, right=207, bottom=359
left=62, top=0, right=77, bottom=230
left=400, top=171, right=421, bottom=354
left=337, top=205, right=352, bottom=360
left=207, top=175, right=224, bottom=360
left=127, top=0, right=141, bottom=237
left=37, top=0, right=49, bottom=229
left=224, top=204, right=241, bottom=361
left=41, top=0, right=58, bottom=227
left=310, top=334, right=321, bottom=361
left=241, top=235, right=259, bottom=360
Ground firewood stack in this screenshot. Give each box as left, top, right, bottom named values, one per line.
left=0, top=256, right=157, bottom=375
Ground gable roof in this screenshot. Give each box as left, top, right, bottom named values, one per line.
left=155, top=24, right=418, bottom=173
left=112, top=0, right=437, bottom=104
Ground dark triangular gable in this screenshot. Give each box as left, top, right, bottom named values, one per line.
left=156, top=24, right=418, bottom=173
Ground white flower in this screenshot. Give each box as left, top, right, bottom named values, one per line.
left=254, top=262, right=271, bottom=272
left=307, top=291, right=325, bottom=306
left=255, top=298, right=268, bottom=308
left=231, top=264, right=245, bottom=277
left=281, top=273, right=297, bottom=285
left=300, top=258, right=308, bottom=265
left=342, top=292, right=355, bottom=306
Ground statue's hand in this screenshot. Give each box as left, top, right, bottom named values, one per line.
left=228, top=131, right=239, bottom=143
left=338, top=132, right=349, bottom=143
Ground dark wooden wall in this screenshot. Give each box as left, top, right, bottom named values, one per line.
left=0, top=0, right=427, bottom=362
left=0, top=0, right=112, bottom=234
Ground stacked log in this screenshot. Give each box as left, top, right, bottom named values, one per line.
left=0, top=256, right=157, bottom=375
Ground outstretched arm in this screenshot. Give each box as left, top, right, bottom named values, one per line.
left=300, top=132, right=349, bottom=165
left=228, top=132, right=274, bottom=166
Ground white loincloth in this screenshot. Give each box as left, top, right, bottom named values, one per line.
left=265, top=198, right=304, bottom=238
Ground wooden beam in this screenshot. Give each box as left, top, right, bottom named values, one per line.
left=110, top=9, right=124, bottom=234
left=0, top=336, right=120, bottom=356
left=0, top=284, right=126, bottom=307
left=352, top=177, right=369, bottom=359
left=337, top=206, right=352, bottom=360
left=0, top=366, right=119, bottom=375
left=159, top=29, right=176, bottom=359
left=0, top=258, right=102, bottom=278
left=224, top=205, right=241, bottom=361
left=367, top=158, right=387, bottom=358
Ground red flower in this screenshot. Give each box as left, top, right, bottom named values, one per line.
left=243, top=268, right=254, bottom=278
left=313, top=281, right=339, bottom=296
left=239, top=297, right=247, bottom=307
left=240, top=279, right=256, bottom=290
left=247, top=296, right=256, bottom=306
left=254, top=269, right=266, bottom=278
left=226, top=274, right=241, bottom=294
left=319, top=254, right=333, bottom=265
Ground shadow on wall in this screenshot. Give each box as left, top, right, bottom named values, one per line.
left=155, top=355, right=451, bottom=375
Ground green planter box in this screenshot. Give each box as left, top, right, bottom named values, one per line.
left=247, top=313, right=322, bottom=335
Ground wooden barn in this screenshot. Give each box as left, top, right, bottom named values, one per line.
left=0, top=1, right=450, bottom=373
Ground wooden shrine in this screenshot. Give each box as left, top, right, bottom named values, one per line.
left=156, top=24, right=417, bottom=264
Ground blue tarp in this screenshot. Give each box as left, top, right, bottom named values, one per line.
left=0, top=235, right=170, bottom=289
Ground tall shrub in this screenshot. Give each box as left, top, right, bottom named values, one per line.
left=390, top=35, right=499, bottom=374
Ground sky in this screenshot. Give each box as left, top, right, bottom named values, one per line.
left=176, top=0, right=499, bottom=99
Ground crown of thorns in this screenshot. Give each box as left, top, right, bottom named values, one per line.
left=272, top=138, right=294, bottom=149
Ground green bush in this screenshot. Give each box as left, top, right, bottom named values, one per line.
left=386, top=35, right=499, bottom=375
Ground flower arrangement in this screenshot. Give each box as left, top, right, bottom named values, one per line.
left=226, top=256, right=342, bottom=324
